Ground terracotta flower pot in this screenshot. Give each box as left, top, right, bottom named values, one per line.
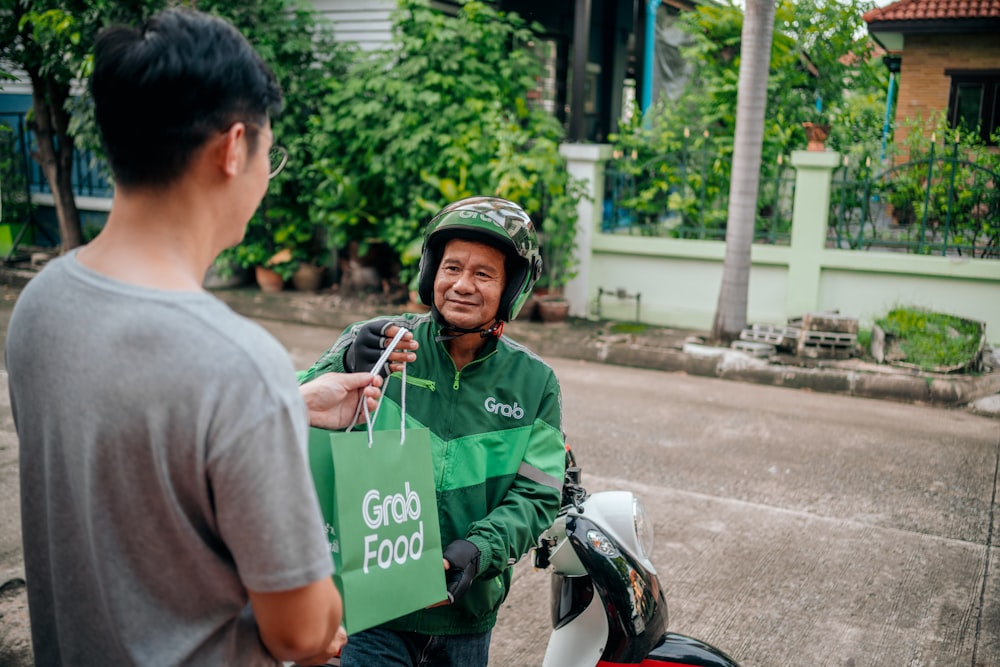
left=255, top=265, right=284, bottom=293
left=537, top=297, right=569, bottom=323
left=291, top=263, right=323, bottom=292
left=802, top=122, right=831, bottom=152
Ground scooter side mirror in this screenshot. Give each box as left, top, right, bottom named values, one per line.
left=565, top=466, right=581, bottom=487
left=561, top=466, right=587, bottom=511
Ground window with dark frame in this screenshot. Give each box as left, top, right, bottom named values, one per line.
left=946, top=70, right=1000, bottom=145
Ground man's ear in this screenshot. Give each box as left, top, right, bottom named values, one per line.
left=217, top=122, right=247, bottom=178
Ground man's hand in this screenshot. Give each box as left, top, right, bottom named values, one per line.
left=295, top=625, right=347, bottom=667
left=300, top=373, right=383, bottom=430
left=343, top=320, right=418, bottom=377
left=249, top=579, right=342, bottom=665
left=442, top=539, right=480, bottom=604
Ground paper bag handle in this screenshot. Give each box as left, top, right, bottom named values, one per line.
left=347, top=327, right=409, bottom=447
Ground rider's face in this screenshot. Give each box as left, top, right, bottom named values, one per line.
left=433, top=239, right=506, bottom=331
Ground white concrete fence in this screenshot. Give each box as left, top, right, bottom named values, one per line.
left=560, top=143, right=1000, bottom=344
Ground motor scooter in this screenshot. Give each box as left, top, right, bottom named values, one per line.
left=533, top=447, right=741, bottom=667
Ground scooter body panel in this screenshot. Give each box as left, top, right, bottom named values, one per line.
left=564, top=513, right=668, bottom=663
left=539, top=455, right=741, bottom=667
left=542, top=586, right=609, bottom=667
left=571, top=491, right=658, bottom=574
left=639, top=632, right=742, bottom=667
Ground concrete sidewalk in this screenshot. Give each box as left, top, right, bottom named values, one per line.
left=204, top=285, right=1000, bottom=417
left=1, top=261, right=999, bottom=415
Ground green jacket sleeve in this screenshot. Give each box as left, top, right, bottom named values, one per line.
left=297, top=320, right=365, bottom=383
left=299, top=313, right=423, bottom=383
left=465, top=372, right=565, bottom=580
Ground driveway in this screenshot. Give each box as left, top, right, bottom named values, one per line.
left=1, top=297, right=998, bottom=666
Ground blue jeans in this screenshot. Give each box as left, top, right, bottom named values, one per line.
left=339, top=626, right=492, bottom=667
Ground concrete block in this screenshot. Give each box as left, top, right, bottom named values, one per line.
left=731, top=340, right=776, bottom=358
left=801, top=312, right=859, bottom=334
left=798, top=330, right=858, bottom=359
left=739, top=323, right=800, bottom=350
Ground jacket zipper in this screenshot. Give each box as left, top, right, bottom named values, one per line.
left=398, top=375, right=435, bottom=391
left=451, top=347, right=497, bottom=391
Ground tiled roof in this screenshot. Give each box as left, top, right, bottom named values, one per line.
left=864, top=0, right=1000, bottom=23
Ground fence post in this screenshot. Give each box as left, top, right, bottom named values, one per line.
left=786, top=150, right=840, bottom=319
left=559, top=143, right=613, bottom=317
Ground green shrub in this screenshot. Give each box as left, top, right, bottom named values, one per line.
left=879, top=112, right=1000, bottom=258
left=214, top=1, right=354, bottom=276
left=306, top=0, right=583, bottom=289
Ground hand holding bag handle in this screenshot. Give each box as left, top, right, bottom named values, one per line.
left=347, top=327, right=409, bottom=445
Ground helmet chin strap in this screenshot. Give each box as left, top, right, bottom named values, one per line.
left=432, top=309, right=505, bottom=342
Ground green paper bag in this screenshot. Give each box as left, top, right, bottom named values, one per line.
left=308, top=423, right=447, bottom=634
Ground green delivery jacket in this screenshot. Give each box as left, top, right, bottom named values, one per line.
left=299, top=312, right=566, bottom=635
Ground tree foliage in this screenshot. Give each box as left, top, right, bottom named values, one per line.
left=0, top=0, right=103, bottom=251
left=208, top=1, right=353, bottom=278
left=609, top=0, right=888, bottom=242
left=678, top=0, right=884, bottom=152
left=0, top=0, right=348, bottom=258
left=305, top=0, right=583, bottom=290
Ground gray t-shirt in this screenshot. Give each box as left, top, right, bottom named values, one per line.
left=6, top=251, right=333, bottom=666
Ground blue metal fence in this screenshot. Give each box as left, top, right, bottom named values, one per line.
left=0, top=113, right=34, bottom=224
left=602, top=140, right=794, bottom=245
left=0, top=111, right=114, bottom=200
left=827, top=144, right=999, bottom=259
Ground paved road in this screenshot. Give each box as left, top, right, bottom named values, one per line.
left=264, top=316, right=1000, bottom=667
left=1, top=305, right=998, bottom=666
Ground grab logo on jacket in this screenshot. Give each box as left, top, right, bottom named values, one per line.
left=484, top=396, right=525, bottom=420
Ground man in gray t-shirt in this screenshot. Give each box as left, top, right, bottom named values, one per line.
left=5, top=8, right=388, bottom=666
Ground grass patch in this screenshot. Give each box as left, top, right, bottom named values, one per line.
left=609, top=322, right=650, bottom=335
left=874, top=307, right=983, bottom=371
left=856, top=328, right=872, bottom=351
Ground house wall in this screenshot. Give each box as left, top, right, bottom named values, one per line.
left=894, top=33, right=1000, bottom=147
left=310, top=0, right=395, bottom=50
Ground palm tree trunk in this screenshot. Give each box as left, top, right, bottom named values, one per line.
left=710, top=0, right=776, bottom=343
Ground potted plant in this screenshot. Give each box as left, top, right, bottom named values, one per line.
left=291, top=259, right=325, bottom=292
left=532, top=179, right=586, bottom=323
left=226, top=206, right=333, bottom=292
left=801, top=99, right=835, bottom=152
left=222, top=233, right=290, bottom=293
left=802, top=120, right=831, bottom=151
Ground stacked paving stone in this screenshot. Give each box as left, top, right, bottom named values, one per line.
left=734, top=314, right=859, bottom=360
left=794, top=313, right=858, bottom=360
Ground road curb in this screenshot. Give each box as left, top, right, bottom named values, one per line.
left=511, top=330, right=1000, bottom=411
left=201, top=287, right=1000, bottom=414
left=2, top=267, right=997, bottom=414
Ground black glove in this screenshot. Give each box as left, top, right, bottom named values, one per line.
left=443, top=539, right=480, bottom=604
left=343, top=319, right=393, bottom=377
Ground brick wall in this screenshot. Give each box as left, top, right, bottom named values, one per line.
left=893, top=33, right=1000, bottom=148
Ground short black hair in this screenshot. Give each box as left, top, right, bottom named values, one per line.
left=91, top=8, right=282, bottom=188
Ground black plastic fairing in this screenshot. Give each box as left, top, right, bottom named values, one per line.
left=645, top=632, right=742, bottom=666
left=550, top=572, right=595, bottom=630
left=565, top=514, right=668, bottom=663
